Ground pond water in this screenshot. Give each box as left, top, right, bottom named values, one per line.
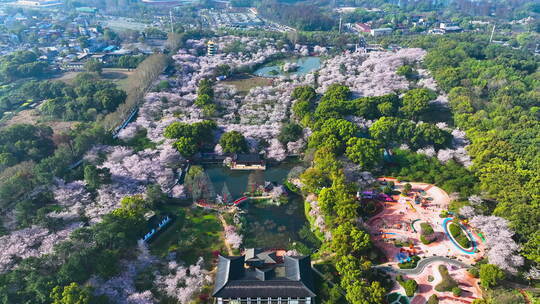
left=253, top=56, right=321, bottom=78
left=203, top=162, right=309, bottom=248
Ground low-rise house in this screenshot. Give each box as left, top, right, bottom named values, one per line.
left=230, top=154, right=266, bottom=170
left=370, top=28, right=393, bottom=36
left=213, top=249, right=316, bottom=304
left=355, top=22, right=371, bottom=33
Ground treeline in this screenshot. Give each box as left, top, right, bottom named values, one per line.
left=0, top=51, right=49, bottom=83
left=257, top=0, right=336, bottom=31
left=409, top=34, right=540, bottom=263
left=101, top=54, right=170, bottom=130
left=295, top=85, right=396, bottom=303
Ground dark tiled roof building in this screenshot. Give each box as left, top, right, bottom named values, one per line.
left=212, top=250, right=316, bottom=304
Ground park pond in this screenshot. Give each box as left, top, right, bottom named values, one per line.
left=253, top=56, right=321, bottom=78
left=203, top=161, right=311, bottom=249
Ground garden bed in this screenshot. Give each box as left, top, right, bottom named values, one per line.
left=398, top=255, right=421, bottom=269
left=449, top=222, right=472, bottom=248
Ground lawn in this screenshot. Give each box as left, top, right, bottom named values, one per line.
left=52, top=68, right=133, bottom=90
left=221, top=74, right=273, bottom=95
left=150, top=208, right=224, bottom=266
left=435, top=264, right=458, bottom=292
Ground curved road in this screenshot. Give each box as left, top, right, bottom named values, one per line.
left=373, top=256, right=470, bottom=275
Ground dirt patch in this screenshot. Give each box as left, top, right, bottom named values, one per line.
left=221, top=74, right=273, bottom=95
left=3, top=108, right=74, bottom=134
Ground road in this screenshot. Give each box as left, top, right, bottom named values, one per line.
left=374, top=256, right=470, bottom=275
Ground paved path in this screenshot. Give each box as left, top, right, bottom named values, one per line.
left=374, top=256, right=470, bottom=275
left=217, top=214, right=234, bottom=256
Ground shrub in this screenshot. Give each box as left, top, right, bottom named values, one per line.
left=452, top=287, right=462, bottom=297
left=403, top=183, right=412, bottom=194
left=420, top=222, right=434, bottom=235
left=439, top=210, right=449, bottom=218
left=420, top=234, right=432, bottom=245
left=427, top=294, right=439, bottom=304
left=403, top=279, right=418, bottom=297
left=480, top=264, right=505, bottom=289
left=435, top=265, right=458, bottom=292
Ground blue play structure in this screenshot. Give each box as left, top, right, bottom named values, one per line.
left=142, top=216, right=171, bottom=242
left=396, top=252, right=411, bottom=263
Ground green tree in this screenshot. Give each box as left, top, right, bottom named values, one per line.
left=215, top=64, right=231, bottom=76
left=278, top=123, right=303, bottom=144
left=523, top=231, right=540, bottom=264
left=50, top=282, right=91, bottom=304
left=345, top=138, right=383, bottom=169
left=396, top=65, right=418, bottom=80
left=83, top=59, right=103, bottom=75
left=400, top=88, right=437, bottom=120
left=219, top=131, right=248, bottom=154
left=111, top=195, right=148, bottom=219
left=174, top=137, right=198, bottom=157
left=299, top=167, right=331, bottom=194
left=291, top=85, right=316, bottom=102
left=146, top=184, right=167, bottom=208
left=479, top=264, right=505, bottom=289
left=83, top=165, right=111, bottom=190
left=164, top=122, right=193, bottom=139
left=292, top=99, right=312, bottom=120
left=331, top=222, right=371, bottom=257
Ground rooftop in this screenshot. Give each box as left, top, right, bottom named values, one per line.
left=213, top=251, right=316, bottom=299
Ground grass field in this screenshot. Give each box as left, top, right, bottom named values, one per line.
left=150, top=208, right=224, bottom=266
left=221, top=74, right=273, bottom=95
left=52, top=68, right=134, bottom=90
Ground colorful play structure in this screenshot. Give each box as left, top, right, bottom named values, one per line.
left=360, top=191, right=394, bottom=202
left=410, top=219, right=420, bottom=233
left=442, top=217, right=477, bottom=254
left=406, top=200, right=417, bottom=212
left=396, top=248, right=412, bottom=263
left=382, top=231, right=398, bottom=238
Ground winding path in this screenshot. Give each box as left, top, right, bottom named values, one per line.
left=374, top=256, right=470, bottom=275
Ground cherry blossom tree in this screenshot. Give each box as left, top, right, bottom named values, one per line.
left=224, top=225, right=243, bottom=249
left=91, top=240, right=156, bottom=304
left=154, top=257, right=210, bottom=304
left=470, top=215, right=524, bottom=273
left=0, top=223, right=80, bottom=273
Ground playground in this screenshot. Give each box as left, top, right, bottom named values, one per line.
left=366, top=178, right=485, bottom=303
